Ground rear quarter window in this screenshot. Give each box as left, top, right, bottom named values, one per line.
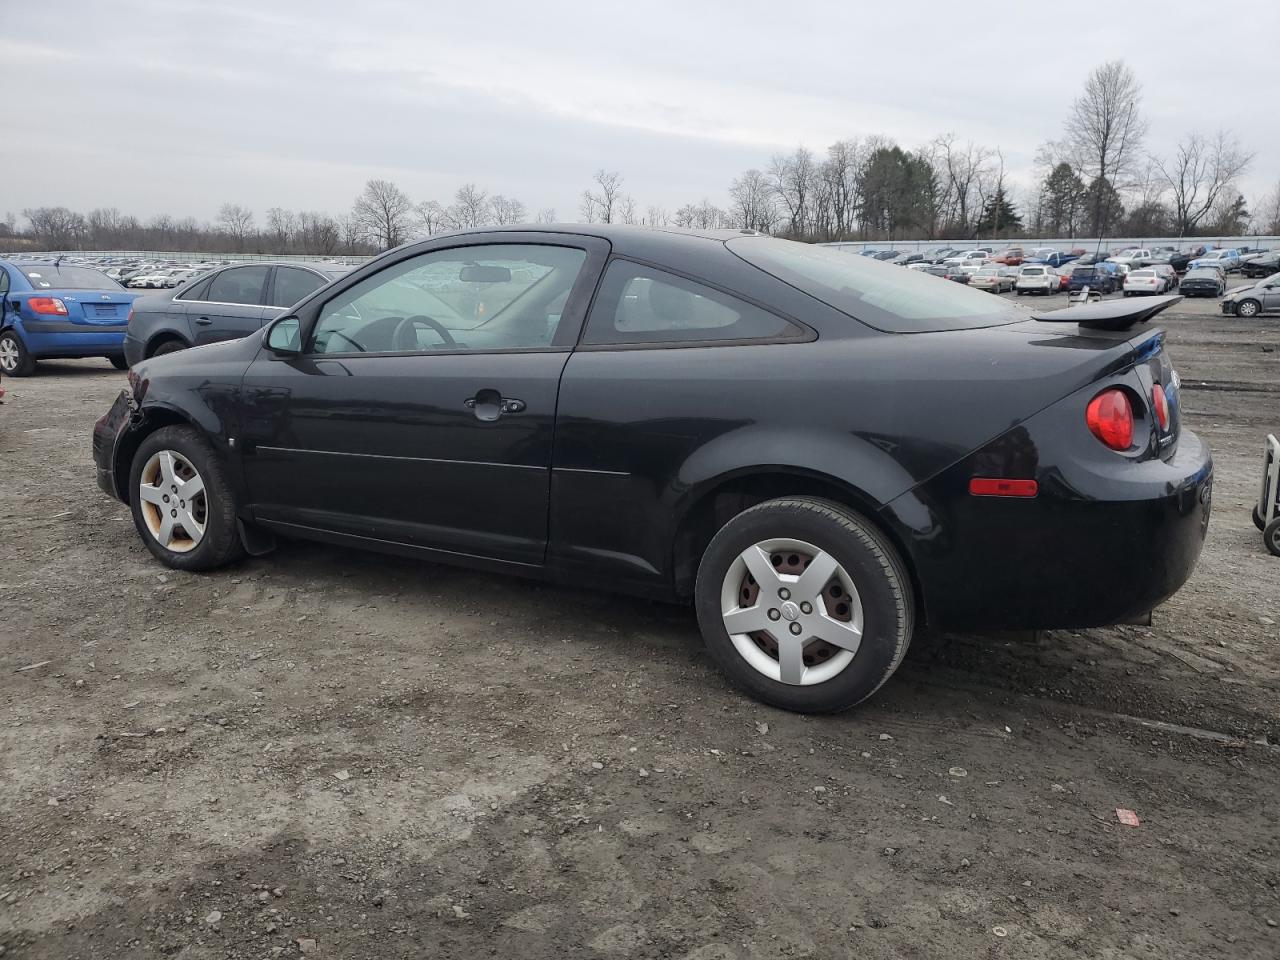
left=728, top=237, right=1025, bottom=333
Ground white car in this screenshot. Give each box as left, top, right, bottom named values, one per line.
left=1123, top=268, right=1166, bottom=296
left=128, top=272, right=172, bottom=289
left=1108, top=248, right=1152, bottom=268
left=942, top=250, right=990, bottom=269
left=1015, top=264, right=1058, bottom=295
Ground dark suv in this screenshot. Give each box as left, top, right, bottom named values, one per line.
left=1066, top=265, right=1117, bottom=294
left=123, top=261, right=351, bottom=365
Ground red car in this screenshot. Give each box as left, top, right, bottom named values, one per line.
left=992, top=247, right=1025, bottom=266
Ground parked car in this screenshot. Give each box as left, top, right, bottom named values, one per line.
left=1151, top=264, right=1178, bottom=290
left=1067, top=265, right=1117, bottom=294
left=123, top=261, right=352, bottom=365
left=1179, top=267, right=1226, bottom=298
left=942, top=250, right=989, bottom=269
left=1015, top=265, right=1058, bottom=295
left=1189, top=249, right=1241, bottom=273
left=1123, top=268, right=1166, bottom=296
left=1241, top=253, right=1280, bottom=278
left=92, top=225, right=1212, bottom=714
left=0, top=260, right=139, bottom=376
left=1108, top=249, right=1153, bottom=268
left=1220, top=273, right=1280, bottom=317
left=969, top=265, right=1017, bottom=293
left=992, top=248, right=1025, bottom=266
left=1027, top=249, right=1078, bottom=269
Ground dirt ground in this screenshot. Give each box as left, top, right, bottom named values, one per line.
left=2, top=292, right=1278, bottom=959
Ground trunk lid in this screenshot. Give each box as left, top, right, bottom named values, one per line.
left=25, top=289, right=134, bottom=325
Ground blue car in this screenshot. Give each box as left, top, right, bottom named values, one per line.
left=0, top=260, right=139, bottom=376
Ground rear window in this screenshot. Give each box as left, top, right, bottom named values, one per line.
left=1021, top=267, right=1045, bottom=275
left=727, top=237, right=1025, bottom=333
left=1072, top=266, right=1096, bottom=277
left=1131, top=270, right=1155, bottom=278
left=19, top=265, right=120, bottom=290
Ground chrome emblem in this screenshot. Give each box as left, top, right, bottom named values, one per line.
left=780, top=601, right=801, bottom=621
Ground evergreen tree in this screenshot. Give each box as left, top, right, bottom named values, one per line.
left=975, top=188, right=1022, bottom=236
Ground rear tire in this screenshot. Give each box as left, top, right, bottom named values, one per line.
left=1265, top=518, right=1280, bottom=558
left=128, top=425, right=245, bottom=571
left=149, top=338, right=187, bottom=358
left=1256, top=504, right=1269, bottom=532
left=109, top=356, right=129, bottom=370
left=694, top=497, right=914, bottom=713
left=0, top=330, right=36, bottom=377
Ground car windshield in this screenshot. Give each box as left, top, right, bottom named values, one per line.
left=19, top=265, right=120, bottom=289
left=727, top=237, right=1025, bottom=333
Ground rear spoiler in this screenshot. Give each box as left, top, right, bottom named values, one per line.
left=1032, top=294, right=1182, bottom=331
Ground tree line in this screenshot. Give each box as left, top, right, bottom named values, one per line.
left=6, top=60, right=1278, bottom=256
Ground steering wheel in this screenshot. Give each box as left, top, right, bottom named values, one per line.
left=392, top=315, right=456, bottom=351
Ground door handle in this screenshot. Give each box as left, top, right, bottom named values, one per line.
left=195, top=316, right=213, bottom=326
left=464, top=389, right=525, bottom=421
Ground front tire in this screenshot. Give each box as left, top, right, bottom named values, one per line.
left=0, top=330, right=36, bottom=377
left=128, top=426, right=245, bottom=571
left=694, top=498, right=914, bottom=713
left=1236, top=299, right=1261, bottom=318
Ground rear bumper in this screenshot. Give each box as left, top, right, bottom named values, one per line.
left=93, top=390, right=134, bottom=501
left=123, top=333, right=147, bottom=367
left=887, top=425, right=1213, bottom=632
left=18, top=320, right=127, bottom=358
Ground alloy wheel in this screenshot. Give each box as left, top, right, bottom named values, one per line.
left=137, top=450, right=207, bottom=553
left=719, top=537, right=864, bottom=686
left=1237, top=300, right=1260, bottom=317
left=0, top=337, right=19, bottom=373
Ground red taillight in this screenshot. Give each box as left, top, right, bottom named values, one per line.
left=1152, top=384, right=1169, bottom=431
left=1086, top=388, right=1134, bottom=451
left=969, top=478, right=1039, bottom=498
left=29, top=297, right=68, bottom=316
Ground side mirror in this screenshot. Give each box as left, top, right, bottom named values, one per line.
left=265, top=315, right=302, bottom=356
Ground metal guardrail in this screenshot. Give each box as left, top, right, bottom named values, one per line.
left=3, top=249, right=370, bottom=265
left=822, top=236, right=1280, bottom=254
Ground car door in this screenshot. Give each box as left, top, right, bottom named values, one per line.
left=238, top=234, right=608, bottom=566
left=1262, top=279, right=1280, bottom=313
left=188, top=264, right=270, bottom=345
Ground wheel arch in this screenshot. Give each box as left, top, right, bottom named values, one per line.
left=112, top=404, right=209, bottom=505
left=145, top=329, right=191, bottom=357
left=670, top=467, right=925, bottom=622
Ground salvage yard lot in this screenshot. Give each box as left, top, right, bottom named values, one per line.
left=1, top=292, right=1278, bottom=959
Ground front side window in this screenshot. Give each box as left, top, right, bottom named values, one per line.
left=583, top=261, right=800, bottom=347
left=271, top=266, right=327, bottom=308
left=310, top=244, right=586, bottom=355
left=207, top=266, right=269, bottom=305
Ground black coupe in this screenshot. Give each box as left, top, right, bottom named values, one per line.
left=94, top=226, right=1212, bottom=713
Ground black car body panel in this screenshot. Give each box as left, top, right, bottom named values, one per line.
left=94, top=226, right=1212, bottom=631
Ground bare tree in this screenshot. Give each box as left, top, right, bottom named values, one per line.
left=265, top=207, right=296, bottom=253
left=581, top=169, right=624, bottom=224
left=618, top=195, right=639, bottom=225
left=1256, top=180, right=1280, bottom=236
left=489, top=194, right=527, bottom=226
left=1061, top=60, right=1148, bottom=234
left=22, top=207, right=86, bottom=249
left=448, top=183, right=491, bottom=229
left=645, top=205, right=669, bottom=227
left=1152, top=130, right=1254, bottom=236
left=535, top=208, right=557, bottom=224
left=767, top=147, right=816, bottom=238
left=415, top=200, right=448, bottom=236
left=352, top=179, right=413, bottom=250
left=217, top=203, right=255, bottom=251
left=728, top=169, right=778, bottom=232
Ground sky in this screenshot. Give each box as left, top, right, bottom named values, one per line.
left=3, top=0, right=1277, bottom=226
